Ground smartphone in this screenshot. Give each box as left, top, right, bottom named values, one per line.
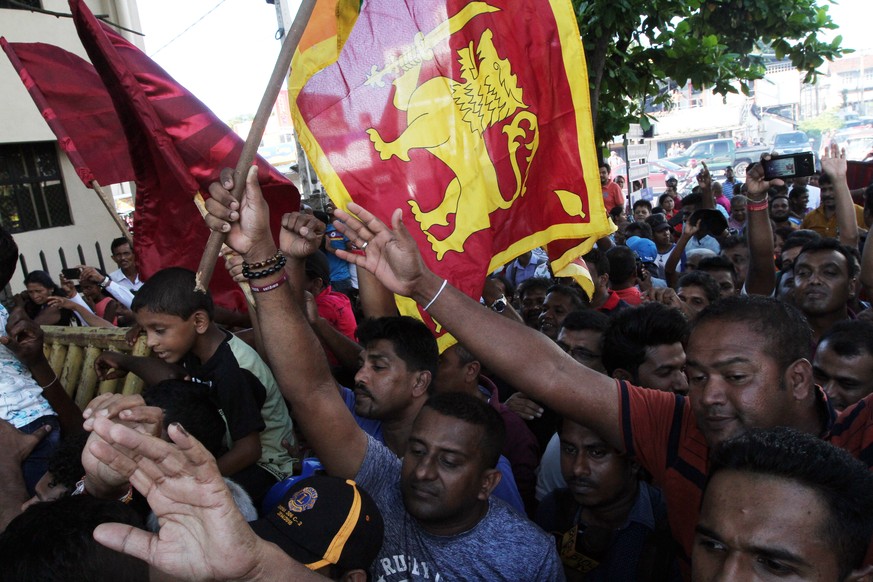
left=61, top=267, right=81, bottom=281
left=763, top=152, right=815, bottom=180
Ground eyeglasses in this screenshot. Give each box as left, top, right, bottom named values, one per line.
left=557, top=341, right=601, bottom=364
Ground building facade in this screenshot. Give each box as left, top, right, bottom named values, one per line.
left=0, top=0, right=141, bottom=295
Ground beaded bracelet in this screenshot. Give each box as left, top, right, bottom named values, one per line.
left=250, top=271, right=289, bottom=293
left=244, top=249, right=283, bottom=270
left=242, top=253, right=287, bottom=280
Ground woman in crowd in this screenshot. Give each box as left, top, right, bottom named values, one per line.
left=22, top=270, right=73, bottom=326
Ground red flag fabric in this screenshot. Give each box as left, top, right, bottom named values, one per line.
left=67, top=0, right=299, bottom=310
left=847, top=160, right=873, bottom=201
left=293, top=0, right=612, bottom=345
left=0, top=38, right=133, bottom=187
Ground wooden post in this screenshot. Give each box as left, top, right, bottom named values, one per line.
left=91, top=180, right=132, bottom=243
left=194, top=0, right=317, bottom=293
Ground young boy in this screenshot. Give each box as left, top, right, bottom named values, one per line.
left=106, top=267, right=295, bottom=504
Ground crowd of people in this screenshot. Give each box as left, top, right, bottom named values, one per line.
left=1, top=145, right=873, bottom=581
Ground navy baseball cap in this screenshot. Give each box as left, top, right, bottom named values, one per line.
left=250, top=475, right=384, bottom=572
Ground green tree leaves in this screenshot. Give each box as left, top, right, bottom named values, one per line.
left=574, top=0, right=848, bottom=148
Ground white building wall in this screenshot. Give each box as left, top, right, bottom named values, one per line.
left=0, top=0, right=142, bottom=293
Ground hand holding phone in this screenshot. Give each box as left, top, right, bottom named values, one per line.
left=61, top=267, right=82, bottom=283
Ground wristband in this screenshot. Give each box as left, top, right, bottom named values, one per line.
left=249, top=271, right=289, bottom=293
left=423, top=279, right=448, bottom=311
left=747, top=199, right=769, bottom=212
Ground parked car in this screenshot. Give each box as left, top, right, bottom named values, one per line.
left=666, top=138, right=769, bottom=178
left=772, top=131, right=813, bottom=155
left=647, top=159, right=691, bottom=193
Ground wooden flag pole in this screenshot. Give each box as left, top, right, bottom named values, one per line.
left=91, top=180, right=132, bottom=243
left=194, top=0, right=318, bottom=293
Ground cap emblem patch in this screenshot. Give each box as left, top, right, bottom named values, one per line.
left=288, top=487, right=318, bottom=513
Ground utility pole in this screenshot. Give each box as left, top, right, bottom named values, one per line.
left=266, top=0, right=326, bottom=210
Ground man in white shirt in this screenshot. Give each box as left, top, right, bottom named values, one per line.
left=107, top=237, right=142, bottom=292
left=79, top=237, right=139, bottom=310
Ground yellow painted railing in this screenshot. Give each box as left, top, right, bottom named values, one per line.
left=41, top=326, right=151, bottom=410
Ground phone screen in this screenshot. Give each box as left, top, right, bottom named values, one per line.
left=763, top=153, right=815, bottom=180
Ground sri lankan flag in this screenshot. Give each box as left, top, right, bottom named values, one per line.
left=292, top=0, right=613, bottom=345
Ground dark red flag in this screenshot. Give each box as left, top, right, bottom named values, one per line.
left=847, top=160, right=873, bottom=202
left=67, top=0, right=299, bottom=310
left=0, top=38, right=133, bottom=187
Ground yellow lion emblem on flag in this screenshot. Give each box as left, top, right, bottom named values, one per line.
left=365, top=3, right=539, bottom=260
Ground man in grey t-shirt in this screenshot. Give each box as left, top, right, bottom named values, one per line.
left=197, top=202, right=562, bottom=581
left=356, top=393, right=562, bottom=581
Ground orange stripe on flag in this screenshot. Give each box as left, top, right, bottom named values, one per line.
left=297, top=0, right=339, bottom=54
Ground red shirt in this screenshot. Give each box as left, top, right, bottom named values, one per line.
left=315, top=285, right=357, bottom=365
left=602, top=181, right=625, bottom=213
left=619, top=380, right=840, bottom=576
left=596, top=290, right=629, bottom=314
left=614, top=286, right=642, bottom=306
left=827, top=397, right=873, bottom=469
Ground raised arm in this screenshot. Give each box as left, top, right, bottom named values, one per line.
left=483, top=276, right=525, bottom=325
left=31, top=302, right=64, bottom=326
left=743, top=159, right=777, bottom=296
left=862, top=217, right=873, bottom=291
left=331, top=203, right=624, bottom=451
left=204, top=167, right=368, bottom=479
left=58, top=275, right=102, bottom=327
left=822, top=144, right=859, bottom=248
left=304, top=291, right=364, bottom=375
left=355, top=262, right=400, bottom=319
left=80, top=267, right=135, bottom=309
left=697, top=162, right=715, bottom=210
left=665, top=218, right=698, bottom=289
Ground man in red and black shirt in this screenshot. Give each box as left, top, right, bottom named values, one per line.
left=618, top=296, right=833, bottom=571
